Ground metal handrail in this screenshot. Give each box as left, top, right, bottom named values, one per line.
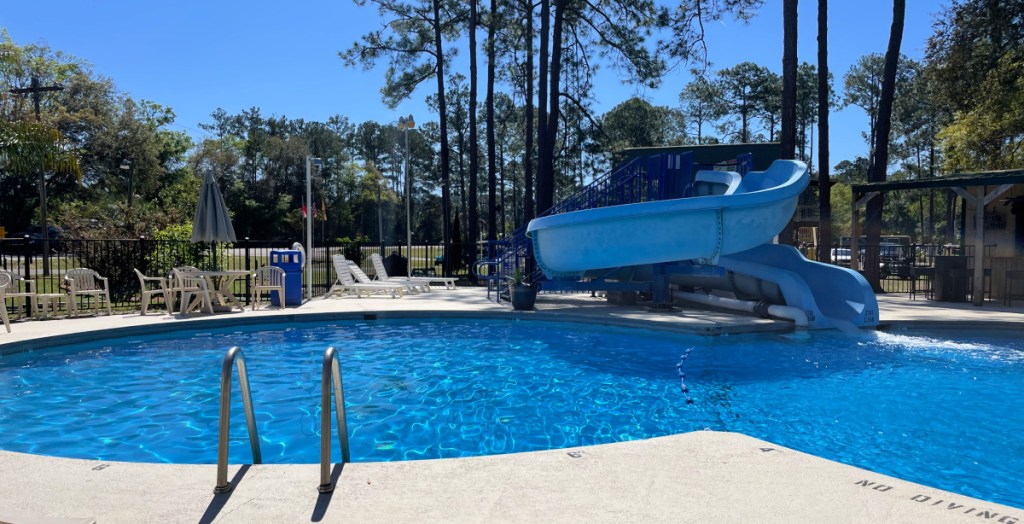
left=214, top=346, right=262, bottom=494
left=318, top=346, right=351, bottom=493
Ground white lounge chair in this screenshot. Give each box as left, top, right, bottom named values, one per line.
left=0, top=269, right=35, bottom=319
left=370, top=253, right=458, bottom=290
left=348, top=261, right=426, bottom=294
left=326, top=255, right=406, bottom=298
left=64, top=268, right=112, bottom=317
left=0, top=273, right=11, bottom=333
left=134, top=268, right=171, bottom=315
left=251, top=265, right=286, bottom=310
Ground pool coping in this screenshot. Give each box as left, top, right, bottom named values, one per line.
left=1, top=290, right=1022, bottom=522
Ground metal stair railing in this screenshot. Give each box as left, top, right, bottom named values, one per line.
left=214, top=346, right=262, bottom=494
left=318, top=346, right=351, bottom=494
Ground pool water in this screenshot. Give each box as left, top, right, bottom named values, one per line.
left=0, top=320, right=1020, bottom=509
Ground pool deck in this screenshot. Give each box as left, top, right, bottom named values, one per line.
left=1, top=289, right=1022, bottom=523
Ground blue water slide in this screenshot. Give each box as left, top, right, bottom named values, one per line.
left=526, top=160, right=809, bottom=276
left=718, top=244, right=879, bottom=329
left=525, top=158, right=878, bottom=329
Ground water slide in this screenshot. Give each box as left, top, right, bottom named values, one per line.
left=526, top=160, right=878, bottom=329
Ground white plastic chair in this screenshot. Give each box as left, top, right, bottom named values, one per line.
left=251, top=266, right=286, bottom=310
left=170, top=267, right=214, bottom=314
left=64, top=268, right=112, bottom=317
left=370, top=253, right=458, bottom=290
left=134, top=268, right=171, bottom=315
left=0, top=269, right=35, bottom=319
left=0, top=273, right=11, bottom=333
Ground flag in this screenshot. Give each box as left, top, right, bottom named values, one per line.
left=301, top=200, right=308, bottom=218
left=320, top=196, right=327, bottom=222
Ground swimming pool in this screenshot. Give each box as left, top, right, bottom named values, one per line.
left=0, top=319, right=1020, bottom=509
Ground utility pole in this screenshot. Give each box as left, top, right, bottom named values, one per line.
left=9, top=77, right=64, bottom=276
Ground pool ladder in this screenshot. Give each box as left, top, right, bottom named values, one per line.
left=318, top=346, right=351, bottom=493
left=212, top=346, right=352, bottom=495
left=214, top=347, right=262, bottom=494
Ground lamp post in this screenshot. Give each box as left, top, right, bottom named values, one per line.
left=305, top=156, right=323, bottom=300
left=397, top=115, right=415, bottom=275
left=120, top=159, right=133, bottom=210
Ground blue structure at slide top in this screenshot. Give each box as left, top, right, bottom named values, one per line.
left=482, top=152, right=754, bottom=301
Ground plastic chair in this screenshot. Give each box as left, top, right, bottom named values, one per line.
left=134, top=268, right=172, bottom=315
left=251, top=266, right=286, bottom=311
left=0, top=273, right=11, bottom=333
left=0, top=269, right=35, bottom=319
left=64, top=268, right=112, bottom=317
left=170, top=267, right=214, bottom=314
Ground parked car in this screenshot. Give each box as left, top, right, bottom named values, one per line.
left=830, top=248, right=852, bottom=267
left=9, top=225, right=64, bottom=253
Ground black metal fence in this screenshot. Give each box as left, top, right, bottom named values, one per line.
left=0, top=235, right=996, bottom=314
left=821, top=243, right=986, bottom=298
left=0, top=237, right=481, bottom=311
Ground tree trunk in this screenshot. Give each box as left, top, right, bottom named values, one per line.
left=816, top=0, right=832, bottom=263
left=432, top=0, right=453, bottom=277
left=523, top=0, right=535, bottom=223
left=541, top=0, right=564, bottom=215
left=781, top=0, right=798, bottom=160
left=865, top=0, right=905, bottom=291
left=486, top=0, right=497, bottom=243
left=537, top=0, right=550, bottom=215
left=468, top=0, right=480, bottom=277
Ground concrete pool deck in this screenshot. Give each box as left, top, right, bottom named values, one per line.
left=1, top=289, right=1022, bottom=523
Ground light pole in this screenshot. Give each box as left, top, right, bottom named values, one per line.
left=305, top=156, right=323, bottom=300
left=397, top=115, right=415, bottom=275
left=120, top=159, right=133, bottom=210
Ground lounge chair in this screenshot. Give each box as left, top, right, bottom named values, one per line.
left=370, top=253, right=458, bottom=290
left=347, top=260, right=426, bottom=294
left=0, top=269, right=35, bottom=319
left=325, top=255, right=406, bottom=298
left=0, top=273, right=11, bottom=333
left=251, top=265, right=286, bottom=310
left=170, top=267, right=214, bottom=314
left=134, top=268, right=172, bottom=315
left=64, top=268, right=112, bottom=317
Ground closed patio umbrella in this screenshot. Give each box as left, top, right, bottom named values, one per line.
left=191, top=170, right=236, bottom=267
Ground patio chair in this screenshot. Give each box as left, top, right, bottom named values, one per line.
left=348, top=260, right=426, bottom=294
left=134, top=268, right=172, bottom=315
left=64, top=268, right=112, bottom=317
left=251, top=265, right=286, bottom=311
left=0, top=273, right=11, bottom=333
left=170, top=267, right=214, bottom=314
left=0, top=269, right=36, bottom=319
left=370, top=253, right=458, bottom=290
left=326, top=255, right=405, bottom=299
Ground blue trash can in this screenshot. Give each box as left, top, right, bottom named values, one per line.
left=270, top=250, right=304, bottom=306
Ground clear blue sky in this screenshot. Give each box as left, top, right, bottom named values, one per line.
left=4, top=0, right=937, bottom=169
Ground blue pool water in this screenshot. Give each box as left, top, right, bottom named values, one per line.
left=0, top=320, right=1021, bottom=508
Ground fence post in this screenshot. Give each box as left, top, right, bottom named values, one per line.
left=139, top=235, right=148, bottom=275
left=244, top=237, right=251, bottom=306
left=22, top=235, right=31, bottom=281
